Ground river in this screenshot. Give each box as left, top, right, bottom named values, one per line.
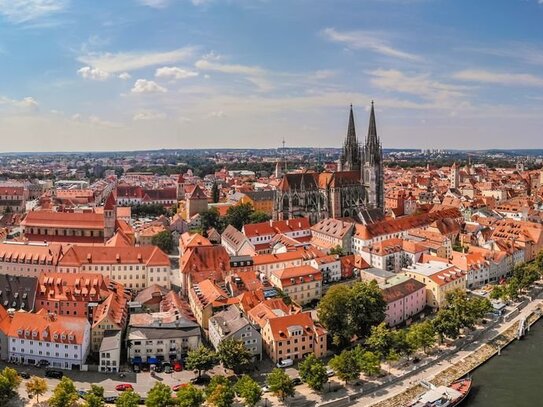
left=465, top=319, right=543, bottom=406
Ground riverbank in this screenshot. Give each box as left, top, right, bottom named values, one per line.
left=354, top=298, right=543, bottom=407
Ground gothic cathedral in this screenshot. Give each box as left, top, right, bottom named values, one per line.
left=274, top=102, right=384, bottom=224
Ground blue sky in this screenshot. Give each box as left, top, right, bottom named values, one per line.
left=0, top=0, right=542, bottom=152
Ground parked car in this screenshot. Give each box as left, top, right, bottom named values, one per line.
left=36, top=360, right=50, bottom=368
left=104, top=395, right=118, bottom=403
left=261, top=385, right=271, bottom=393
left=77, top=390, right=88, bottom=399
left=292, top=378, right=303, bottom=386
left=276, top=359, right=293, bottom=368
left=172, top=383, right=188, bottom=392
left=133, top=364, right=141, bottom=373
left=115, top=384, right=134, bottom=392
left=173, top=362, right=183, bottom=372
left=45, top=370, right=63, bottom=379
left=190, top=375, right=211, bottom=386
left=325, top=367, right=335, bottom=377
left=18, top=372, right=30, bottom=379
left=163, top=365, right=172, bottom=374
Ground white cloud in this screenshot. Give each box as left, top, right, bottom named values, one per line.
left=453, top=69, right=543, bottom=87
left=208, top=110, right=226, bottom=118
left=131, top=79, right=167, bottom=93
left=118, top=72, right=131, bottom=80
left=195, top=58, right=265, bottom=76
left=0, top=95, right=39, bottom=111
left=78, top=47, right=195, bottom=74
left=133, top=110, right=167, bottom=120
left=370, top=69, right=467, bottom=102
left=155, top=66, right=199, bottom=80
left=322, top=28, right=421, bottom=62
left=77, top=66, right=110, bottom=81
left=0, top=0, right=68, bottom=24
left=137, top=0, right=170, bottom=8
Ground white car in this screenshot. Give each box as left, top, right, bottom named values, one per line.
left=325, top=367, right=335, bottom=377
left=276, top=359, right=294, bottom=368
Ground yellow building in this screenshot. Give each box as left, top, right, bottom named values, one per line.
left=402, top=261, right=467, bottom=308
left=240, top=191, right=275, bottom=216
left=270, top=265, right=322, bottom=306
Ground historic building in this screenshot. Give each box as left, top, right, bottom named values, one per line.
left=274, top=103, right=384, bottom=224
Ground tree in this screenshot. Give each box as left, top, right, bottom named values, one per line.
left=234, top=375, right=262, bottom=407
left=152, top=230, right=174, bottom=253
left=185, top=345, right=218, bottom=378
left=217, top=339, right=253, bottom=373
left=353, top=347, right=381, bottom=377
left=365, top=322, right=395, bottom=360
left=406, top=321, right=436, bottom=354
left=48, top=377, right=79, bottom=407
left=490, top=284, right=507, bottom=301
left=205, top=376, right=234, bottom=407
left=211, top=182, right=220, bottom=203
left=200, top=208, right=223, bottom=234
left=317, top=285, right=353, bottom=347
left=432, top=308, right=461, bottom=342
left=225, top=203, right=254, bottom=230
left=329, top=350, right=361, bottom=385
left=267, top=368, right=295, bottom=401
left=249, top=211, right=271, bottom=224
left=116, top=389, right=141, bottom=407
left=176, top=384, right=204, bottom=407
left=85, top=393, right=105, bottom=407
left=88, top=385, right=105, bottom=399
left=329, top=245, right=345, bottom=257
left=0, top=367, right=21, bottom=403
left=26, top=376, right=48, bottom=404
left=298, top=354, right=328, bottom=391
left=145, top=382, right=176, bottom=407
left=349, top=280, right=386, bottom=340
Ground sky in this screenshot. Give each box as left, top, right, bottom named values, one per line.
left=0, top=0, right=543, bottom=152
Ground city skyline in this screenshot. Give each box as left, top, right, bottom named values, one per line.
left=1, top=0, right=543, bottom=151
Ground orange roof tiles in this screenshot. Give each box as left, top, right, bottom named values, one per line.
left=22, top=210, right=104, bottom=230
left=59, top=245, right=170, bottom=267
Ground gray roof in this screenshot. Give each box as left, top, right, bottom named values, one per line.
left=127, top=326, right=201, bottom=341
left=361, top=267, right=395, bottom=280
left=100, top=330, right=122, bottom=352
left=0, top=274, right=38, bottom=311
left=209, top=304, right=252, bottom=339
left=244, top=190, right=276, bottom=202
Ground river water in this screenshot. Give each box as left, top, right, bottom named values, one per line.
left=464, top=319, right=543, bottom=406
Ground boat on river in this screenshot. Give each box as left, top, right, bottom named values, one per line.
left=406, top=377, right=472, bottom=407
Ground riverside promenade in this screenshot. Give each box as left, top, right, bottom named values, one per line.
left=350, top=297, right=543, bottom=407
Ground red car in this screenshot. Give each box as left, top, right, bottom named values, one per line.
left=115, top=384, right=133, bottom=392
left=173, top=362, right=183, bottom=372
left=172, top=383, right=187, bottom=392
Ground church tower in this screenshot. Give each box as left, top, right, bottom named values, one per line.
left=450, top=162, right=459, bottom=190
left=104, top=191, right=117, bottom=240
left=362, top=101, right=384, bottom=211
left=339, top=105, right=362, bottom=172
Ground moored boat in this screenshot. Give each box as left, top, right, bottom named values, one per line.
left=406, top=377, right=472, bottom=407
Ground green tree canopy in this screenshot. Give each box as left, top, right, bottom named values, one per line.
left=211, top=182, right=220, bottom=203
left=176, top=384, right=204, bottom=407
left=329, top=350, right=361, bottom=384
left=205, top=376, right=235, bottom=407
left=0, top=367, right=21, bottom=403
left=406, top=320, right=437, bottom=354
left=249, top=211, right=271, bottom=224
left=185, top=345, right=218, bottom=378
left=234, top=375, right=262, bottom=407
left=115, top=389, right=141, bottom=407
left=200, top=208, right=223, bottom=234
left=225, top=203, right=254, bottom=230
left=48, top=377, right=79, bottom=407
left=350, top=280, right=387, bottom=339
left=317, top=285, right=353, bottom=347
left=217, top=339, right=253, bottom=374
left=298, top=354, right=328, bottom=391
left=353, top=347, right=381, bottom=377
left=26, top=376, right=48, bottom=404
left=151, top=230, right=174, bottom=253
left=267, top=368, right=295, bottom=401
left=145, top=382, right=176, bottom=407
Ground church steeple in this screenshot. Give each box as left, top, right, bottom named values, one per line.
left=362, top=100, right=384, bottom=212
left=340, top=104, right=361, bottom=172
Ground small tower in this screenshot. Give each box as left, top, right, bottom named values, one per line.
left=362, top=101, right=384, bottom=211
left=275, top=160, right=283, bottom=178
left=339, top=105, right=362, bottom=172
left=450, top=162, right=459, bottom=190
left=104, top=192, right=117, bottom=240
